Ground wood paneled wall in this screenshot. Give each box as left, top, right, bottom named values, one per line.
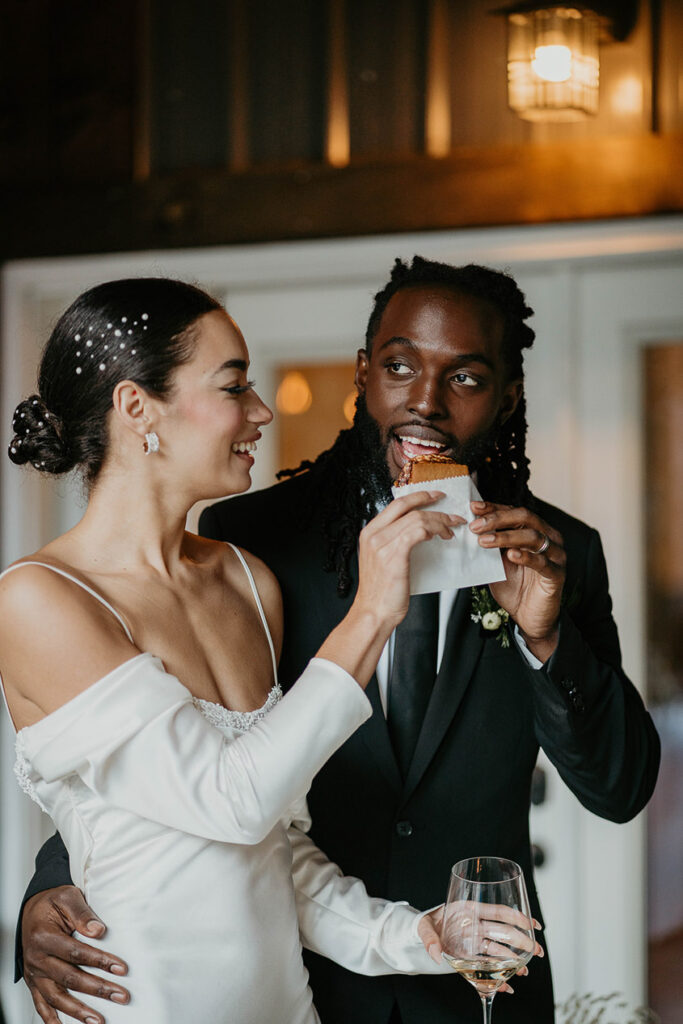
left=1, top=0, right=681, bottom=258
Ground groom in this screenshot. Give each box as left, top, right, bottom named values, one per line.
left=17, top=257, right=659, bottom=1024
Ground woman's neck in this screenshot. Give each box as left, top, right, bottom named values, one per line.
left=53, top=465, right=197, bottom=577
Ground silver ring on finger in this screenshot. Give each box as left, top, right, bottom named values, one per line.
left=532, top=533, right=550, bottom=555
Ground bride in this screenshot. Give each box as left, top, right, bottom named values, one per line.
left=0, top=277, right=465, bottom=1024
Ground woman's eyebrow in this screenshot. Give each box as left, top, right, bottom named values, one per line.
left=211, top=358, right=248, bottom=378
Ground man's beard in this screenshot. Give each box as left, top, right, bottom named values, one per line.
left=351, top=393, right=500, bottom=509
left=350, top=394, right=394, bottom=509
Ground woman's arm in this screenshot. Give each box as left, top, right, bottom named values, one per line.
left=289, top=823, right=449, bottom=976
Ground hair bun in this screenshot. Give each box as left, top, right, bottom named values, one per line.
left=8, top=394, right=73, bottom=473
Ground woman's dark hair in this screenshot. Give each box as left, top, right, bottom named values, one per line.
left=279, top=256, right=537, bottom=596
left=8, top=277, right=222, bottom=485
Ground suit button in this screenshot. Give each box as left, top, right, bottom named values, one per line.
left=396, top=820, right=414, bottom=837
left=531, top=843, right=547, bottom=868
left=561, top=677, right=574, bottom=692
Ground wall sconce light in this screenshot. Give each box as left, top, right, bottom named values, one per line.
left=496, top=2, right=638, bottom=122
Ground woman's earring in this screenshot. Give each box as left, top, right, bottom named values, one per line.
left=143, top=431, right=160, bottom=455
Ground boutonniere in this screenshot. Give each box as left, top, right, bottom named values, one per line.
left=470, top=587, right=510, bottom=648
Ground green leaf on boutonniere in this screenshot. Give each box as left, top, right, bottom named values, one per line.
left=470, top=587, right=511, bottom=648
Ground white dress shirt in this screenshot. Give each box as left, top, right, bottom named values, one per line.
left=376, top=590, right=543, bottom=715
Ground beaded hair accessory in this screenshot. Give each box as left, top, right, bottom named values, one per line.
left=74, top=313, right=148, bottom=375
left=11, top=397, right=49, bottom=454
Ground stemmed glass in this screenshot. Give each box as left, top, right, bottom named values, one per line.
left=440, top=856, right=535, bottom=1024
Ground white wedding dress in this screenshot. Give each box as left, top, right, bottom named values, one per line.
left=0, top=550, right=447, bottom=1023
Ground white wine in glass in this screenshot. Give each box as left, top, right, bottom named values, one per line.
left=441, top=856, right=535, bottom=1024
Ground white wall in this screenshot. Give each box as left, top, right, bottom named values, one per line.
left=2, top=217, right=682, bottom=1022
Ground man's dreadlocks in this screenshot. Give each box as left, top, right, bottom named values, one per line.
left=278, top=256, right=536, bottom=596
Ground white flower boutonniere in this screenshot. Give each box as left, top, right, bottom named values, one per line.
left=470, top=587, right=510, bottom=648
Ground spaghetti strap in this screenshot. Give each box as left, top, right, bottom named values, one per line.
left=0, top=561, right=135, bottom=643
left=225, top=544, right=278, bottom=685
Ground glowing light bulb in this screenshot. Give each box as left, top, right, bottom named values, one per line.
left=342, top=390, right=357, bottom=424
left=532, top=44, right=572, bottom=83
left=276, top=371, right=313, bottom=415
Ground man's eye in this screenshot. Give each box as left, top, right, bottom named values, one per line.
left=452, top=372, right=478, bottom=387
left=222, top=380, right=255, bottom=396
left=386, top=361, right=412, bottom=375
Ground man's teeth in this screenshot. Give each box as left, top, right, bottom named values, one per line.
left=232, top=441, right=257, bottom=454
left=398, top=435, right=446, bottom=450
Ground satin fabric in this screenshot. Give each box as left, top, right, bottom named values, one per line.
left=11, top=654, right=449, bottom=1023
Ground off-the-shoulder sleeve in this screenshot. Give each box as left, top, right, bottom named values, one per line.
left=20, top=653, right=371, bottom=845
left=289, top=824, right=449, bottom=976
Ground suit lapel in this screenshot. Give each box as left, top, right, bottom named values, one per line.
left=403, top=588, right=484, bottom=800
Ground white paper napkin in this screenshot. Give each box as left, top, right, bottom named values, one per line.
left=391, top=474, right=506, bottom=595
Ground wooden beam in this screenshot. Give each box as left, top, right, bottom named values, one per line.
left=325, top=0, right=350, bottom=168
left=2, top=134, right=682, bottom=260
left=227, top=0, right=250, bottom=171
left=132, top=0, right=152, bottom=183
left=425, top=0, right=452, bottom=157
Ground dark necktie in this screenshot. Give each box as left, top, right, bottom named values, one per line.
left=387, top=592, right=439, bottom=779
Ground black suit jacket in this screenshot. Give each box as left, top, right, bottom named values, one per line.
left=18, top=469, right=660, bottom=1024
left=197, top=471, right=660, bottom=1024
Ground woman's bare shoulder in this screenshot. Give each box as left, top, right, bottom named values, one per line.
left=190, top=532, right=280, bottom=597
left=0, top=559, right=139, bottom=724
left=216, top=542, right=283, bottom=660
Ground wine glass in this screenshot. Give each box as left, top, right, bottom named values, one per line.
left=440, top=856, right=535, bottom=1024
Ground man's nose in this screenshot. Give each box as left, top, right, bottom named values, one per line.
left=407, top=376, right=446, bottom=420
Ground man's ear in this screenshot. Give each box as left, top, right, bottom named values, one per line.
left=354, top=349, right=369, bottom=394
left=500, top=380, right=523, bottom=424
left=112, top=380, right=156, bottom=440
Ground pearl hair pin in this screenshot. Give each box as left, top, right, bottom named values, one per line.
left=72, top=313, right=149, bottom=374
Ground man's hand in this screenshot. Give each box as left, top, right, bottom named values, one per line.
left=22, top=886, right=129, bottom=1024
left=470, top=501, right=566, bottom=663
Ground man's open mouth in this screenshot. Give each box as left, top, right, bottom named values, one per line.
left=393, top=431, right=451, bottom=462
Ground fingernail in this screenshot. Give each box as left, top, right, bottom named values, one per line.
left=449, top=514, right=464, bottom=523
left=479, top=533, right=495, bottom=543
left=85, top=1017, right=100, bottom=1024
left=110, top=963, right=127, bottom=975
left=110, top=992, right=129, bottom=1004
left=472, top=501, right=486, bottom=508
left=428, top=943, right=441, bottom=963
left=533, top=919, right=541, bottom=930
left=85, top=918, right=105, bottom=935
left=506, top=986, right=514, bottom=994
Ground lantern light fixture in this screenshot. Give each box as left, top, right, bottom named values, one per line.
left=495, top=2, right=639, bottom=122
